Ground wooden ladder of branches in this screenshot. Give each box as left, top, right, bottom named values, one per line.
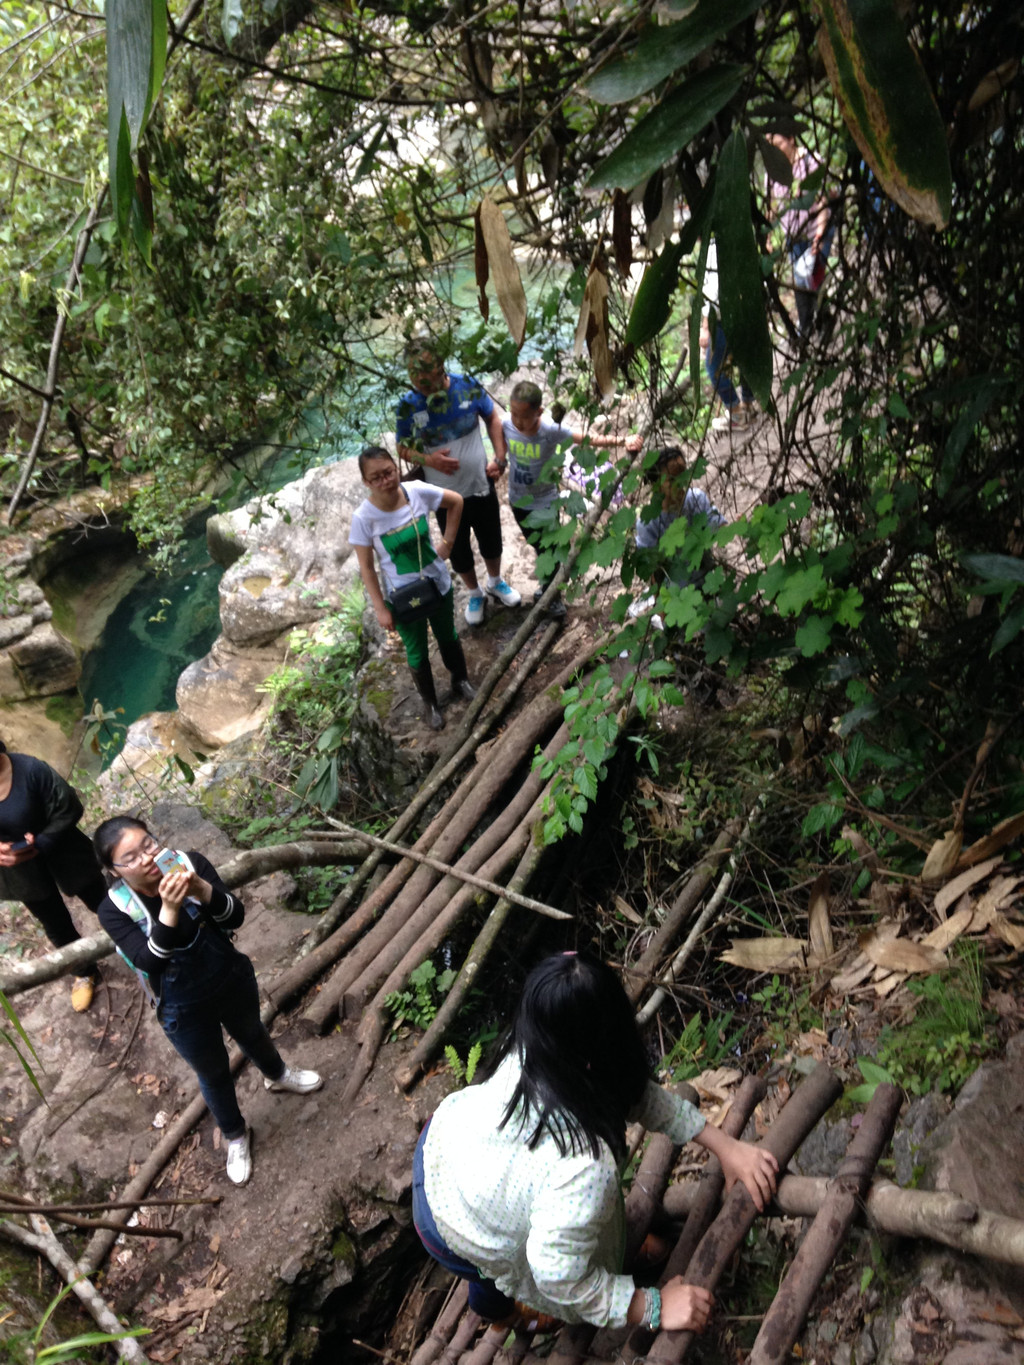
left=403, top=1064, right=910, bottom=1365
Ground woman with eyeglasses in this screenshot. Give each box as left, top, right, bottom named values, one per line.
left=0, top=737, right=107, bottom=1013
left=93, top=815, right=322, bottom=1186
left=349, top=446, right=475, bottom=731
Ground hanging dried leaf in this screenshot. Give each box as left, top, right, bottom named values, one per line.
left=477, top=196, right=527, bottom=348
left=955, top=810, right=1024, bottom=870
left=539, top=132, right=562, bottom=192
left=922, top=904, right=974, bottom=951
left=473, top=204, right=490, bottom=323
left=513, top=141, right=528, bottom=197
left=612, top=190, right=633, bottom=277
left=863, top=937, right=948, bottom=974
left=933, top=854, right=1002, bottom=917
left=814, top=0, right=952, bottom=228
left=841, top=824, right=881, bottom=875
left=574, top=264, right=614, bottom=398
left=613, top=894, right=644, bottom=925
left=921, top=828, right=963, bottom=885
left=720, top=937, right=807, bottom=971
left=807, top=871, right=834, bottom=964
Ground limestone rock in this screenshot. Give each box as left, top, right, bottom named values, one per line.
left=219, top=547, right=327, bottom=646
left=207, top=510, right=247, bottom=569
left=176, top=636, right=278, bottom=748
left=8, top=621, right=80, bottom=696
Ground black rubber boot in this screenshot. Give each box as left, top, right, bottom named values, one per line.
left=438, top=638, right=476, bottom=701
left=411, top=665, right=445, bottom=730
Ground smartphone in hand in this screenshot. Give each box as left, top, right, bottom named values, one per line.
left=8, top=838, right=30, bottom=852
left=154, top=847, right=187, bottom=876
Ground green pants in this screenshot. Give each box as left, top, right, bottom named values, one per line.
left=392, top=586, right=458, bottom=671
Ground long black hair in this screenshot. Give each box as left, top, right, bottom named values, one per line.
left=496, top=953, right=650, bottom=1161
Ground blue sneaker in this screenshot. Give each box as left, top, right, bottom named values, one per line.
left=465, top=593, right=485, bottom=625
left=483, top=578, right=522, bottom=608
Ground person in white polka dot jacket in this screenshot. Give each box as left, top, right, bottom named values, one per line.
left=412, top=952, right=778, bottom=1335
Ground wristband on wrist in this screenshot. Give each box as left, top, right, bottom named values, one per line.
left=644, top=1286, right=661, bottom=1331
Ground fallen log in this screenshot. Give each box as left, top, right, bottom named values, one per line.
left=410, top=1281, right=471, bottom=1365
left=301, top=722, right=571, bottom=1034
left=647, top=1062, right=843, bottom=1364
left=748, top=1082, right=902, bottom=1365
left=394, top=840, right=545, bottom=1091
left=623, top=820, right=744, bottom=1005
left=340, top=795, right=546, bottom=1103
left=0, top=1213, right=150, bottom=1363
left=0, top=838, right=367, bottom=998
left=303, top=618, right=571, bottom=953
left=662, top=1173, right=1024, bottom=1266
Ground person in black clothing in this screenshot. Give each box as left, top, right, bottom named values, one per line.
left=94, top=815, right=323, bottom=1186
left=0, top=738, right=107, bottom=1012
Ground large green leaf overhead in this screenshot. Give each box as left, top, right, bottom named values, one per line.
left=814, top=0, right=952, bottom=228
left=587, top=0, right=763, bottom=105
left=588, top=65, right=745, bottom=191
left=712, top=130, right=773, bottom=409
left=106, top=0, right=166, bottom=246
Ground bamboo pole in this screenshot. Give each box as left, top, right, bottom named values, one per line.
left=647, top=1063, right=843, bottom=1364
left=411, top=1282, right=471, bottom=1365
left=302, top=619, right=570, bottom=953
left=321, top=815, right=570, bottom=922
left=748, top=1083, right=902, bottom=1365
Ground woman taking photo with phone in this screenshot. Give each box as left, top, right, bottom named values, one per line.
left=349, top=445, right=475, bottom=731
left=0, top=737, right=107, bottom=1012
left=93, top=815, right=322, bottom=1186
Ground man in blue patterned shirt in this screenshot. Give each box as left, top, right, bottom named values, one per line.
left=396, top=340, right=522, bottom=625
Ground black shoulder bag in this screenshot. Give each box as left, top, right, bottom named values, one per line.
left=388, top=491, right=444, bottom=625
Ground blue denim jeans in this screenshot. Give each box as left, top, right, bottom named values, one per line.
left=704, top=322, right=753, bottom=410
left=412, top=1123, right=516, bottom=1321
left=159, top=932, right=284, bottom=1140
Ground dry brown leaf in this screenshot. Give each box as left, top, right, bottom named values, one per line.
left=149, top=1286, right=223, bottom=1322
left=970, top=875, right=1023, bottom=931
left=477, top=196, right=527, bottom=348
left=574, top=264, right=614, bottom=398
left=613, top=894, right=644, bottom=926
left=794, top=1028, right=829, bottom=1058
left=807, top=871, right=834, bottom=962
left=921, top=829, right=963, bottom=885
left=933, top=854, right=1002, bottom=916
left=842, top=824, right=881, bottom=873
left=956, top=810, right=1024, bottom=871
left=830, top=953, right=876, bottom=994
left=922, top=903, right=974, bottom=951
left=612, top=189, right=632, bottom=277
left=873, top=970, right=908, bottom=997
left=864, top=938, right=948, bottom=973
left=720, top=937, right=807, bottom=972
left=473, top=204, right=489, bottom=323
left=989, top=913, right=1024, bottom=951
left=869, top=880, right=894, bottom=917
left=691, top=1066, right=743, bottom=1101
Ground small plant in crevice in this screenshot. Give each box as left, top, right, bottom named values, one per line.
left=444, top=1040, right=482, bottom=1087
left=384, top=959, right=457, bottom=1036
left=661, top=1009, right=745, bottom=1083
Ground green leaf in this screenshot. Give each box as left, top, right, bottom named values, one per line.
left=625, top=239, right=685, bottom=346
left=857, top=1056, right=896, bottom=1086
left=587, top=0, right=763, bottom=104
left=172, top=754, right=195, bottom=783
left=355, top=122, right=388, bottom=181
left=222, top=0, right=244, bottom=42
left=588, top=65, right=746, bottom=191
left=795, top=614, right=833, bottom=656
left=114, top=108, right=134, bottom=238
left=712, top=129, right=773, bottom=409
left=963, top=553, right=1024, bottom=586
left=990, top=603, right=1024, bottom=657
left=106, top=0, right=163, bottom=239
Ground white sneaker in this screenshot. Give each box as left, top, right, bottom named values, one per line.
left=712, top=405, right=750, bottom=433
left=225, top=1127, right=252, bottom=1185
left=265, top=1065, right=323, bottom=1094
left=483, top=578, right=522, bottom=608
left=465, top=593, right=485, bottom=625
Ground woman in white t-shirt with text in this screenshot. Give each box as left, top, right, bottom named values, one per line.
left=349, top=446, right=475, bottom=731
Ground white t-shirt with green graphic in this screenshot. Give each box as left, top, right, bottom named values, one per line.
left=348, top=481, right=452, bottom=600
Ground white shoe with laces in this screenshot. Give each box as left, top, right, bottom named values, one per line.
left=483, top=578, right=522, bottom=608
left=265, top=1065, right=323, bottom=1095
left=225, top=1127, right=253, bottom=1185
